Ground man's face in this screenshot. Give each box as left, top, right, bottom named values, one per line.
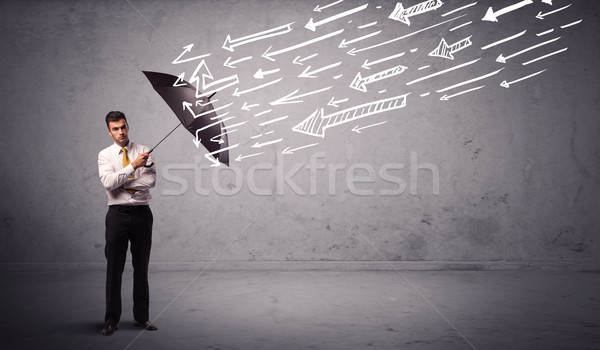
left=107, top=119, right=129, bottom=147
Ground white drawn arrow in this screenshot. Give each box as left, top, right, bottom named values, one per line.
left=536, top=4, right=571, bottom=20
left=347, top=14, right=464, bottom=55
left=210, top=129, right=237, bottom=144
left=314, top=0, right=344, bottom=12
left=305, top=3, right=368, bottom=31
left=232, top=78, right=283, bottom=97
left=263, top=29, right=344, bottom=61
left=241, top=102, right=259, bottom=111
left=349, top=64, right=407, bottom=92
left=204, top=143, right=240, bottom=167
left=292, top=53, right=318, bottom=65
left=223, top=56, right=252, bottom=68
left=338, top=30, right=382, bottom=48
left=254, top=68, right=281, bottom=79
left=270, top=86, right=332, bottom=105
left=436, top=68, right=504, bottom=93
left=496, top=36, right=561, bottom=63
left=172, top=44, right=211, bottom=64
left=222, top=23, right=293, bottom=52
left=173, top=73, right=187, bottom=87
left=481, top=30, right=527, bottom=50
left=352, top=120, right=388, bottom=133
left=328, top=96, right=349, bottom=107
left=282, top=143, right=320, bottom=155
left=429, top=36, right=472, bottom=60
left=292, top=94, right=409, bottom=138
left=252, top=138, right=284, bottom=148
left=189, top=60, right=239, bottom=98
left=362, top=52, right=405, bottom=69
left=183, top=101, right=234, bottom=119
left=500, top=69, right=546, bottom=88
left=389, top=0, right=444, bottom=26
left=235, top=152, right=264, bottom=162
left=298, top=61, right=342, bottom=78
left=482, top=0, right=533, bottom=22
left=439, top=85, right=485, bottom=101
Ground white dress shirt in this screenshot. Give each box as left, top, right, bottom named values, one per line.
left=98, top=141, right=156, bottom=206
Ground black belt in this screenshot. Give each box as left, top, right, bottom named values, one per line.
left=109, top=205, right=149, bottom=213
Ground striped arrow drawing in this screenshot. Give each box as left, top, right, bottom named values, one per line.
left=222, top=23, right=293, bottom=52
left=482, top=0, right=533, bottom=22
left=349, top=64, right=407, bottom=92
left=389, top=0, right=444, bottom=26
left=292, top=93, right=409, bottom=138
left=429, top=36, right=472, bottom=60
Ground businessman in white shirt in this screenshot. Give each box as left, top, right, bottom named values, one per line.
left=98, top=111, right=158, bottom=336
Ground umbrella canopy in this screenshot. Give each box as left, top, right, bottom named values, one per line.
left=142, top=71, right=230, bottom=166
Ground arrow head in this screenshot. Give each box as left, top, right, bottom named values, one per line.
left=496, top=54, right=506, bottom=63
left=222, top=35, right=234, bottom=52
left=282, top=147, right=293, bottom=155
left=192, top=136, right=201, bottom=148
left=351, top=125, right=361, bottom=133
left=439, top=95, right=450, bottom=101
left=292, top=56, right=303, bottom=65
left=347, top=47, right=358, bottom=56
left=338, top=39, right=349, bottom=48
left=482, top=7, right=498, bottom=22
left=361, top=60, right=371, bottom=70
left=241, top=102, right=251, bottom=111
left=182, top=101, right=192, bottom=110
left=251, top=141, right=261, bottom=149
left=298, top=66, right=316, bottom=78
left=305, top=18, right=316, bottom=31
left=313, top=4, right=322, bottom=12
left=535, top=11, right=544, bottom=20
left=223, top=57, right=235, bottom=68
left=349, top=72, right=367, bottom=92
left=253, top=69, right=265, bottom=79
left=500, top=81, right=510, bottom=88
left=429, top=38, right=454, bottom=60
left=232, top=88, right=241, bottom=97
left=235, top=154, right=243, bottom=162
left=261, top=46, right=275, bottom=61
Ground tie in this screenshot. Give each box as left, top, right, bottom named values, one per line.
left=122, top=147, right=137, bottom=193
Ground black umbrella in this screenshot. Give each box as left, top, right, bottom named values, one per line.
left=142, top=71, right=230, bottom=166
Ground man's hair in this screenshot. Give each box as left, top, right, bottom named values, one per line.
left=105, top=111, right=127, bottom=129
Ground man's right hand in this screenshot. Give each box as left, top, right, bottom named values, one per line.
left=131, top=152, right=150, bottom=169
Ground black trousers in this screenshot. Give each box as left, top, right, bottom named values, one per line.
left=104, top=205, right=153, bottom=326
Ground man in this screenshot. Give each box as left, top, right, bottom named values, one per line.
left=98, top=111, right=158, bottom=336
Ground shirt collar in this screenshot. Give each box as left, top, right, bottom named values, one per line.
left=111, top=141, right=132, bottom=155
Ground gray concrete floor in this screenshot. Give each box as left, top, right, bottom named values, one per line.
left=0, top=269, right=599, bottom=350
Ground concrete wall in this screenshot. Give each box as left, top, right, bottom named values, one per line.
left=0, top=0, right=598, bottom=264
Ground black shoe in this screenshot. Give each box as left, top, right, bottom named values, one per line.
left=133, top=320, right=158, bottom=331
left=101, top=324, right=118, bottom=336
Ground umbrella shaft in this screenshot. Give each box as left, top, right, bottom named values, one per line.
left=149, top=122, right=182, bottom=153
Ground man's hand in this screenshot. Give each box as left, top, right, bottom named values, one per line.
left=131, top=152, right=150, bottom=169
